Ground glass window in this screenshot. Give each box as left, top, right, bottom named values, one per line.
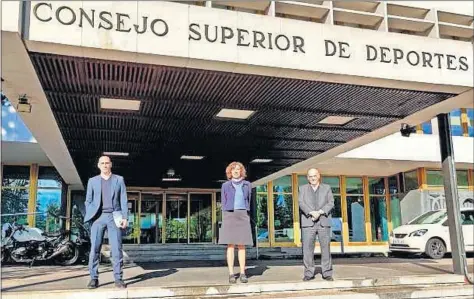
left=467, top=108, right=474, bottom=137
left=346, top=177, right=363, bottom=194
left=273, top=176, right=292, bottom=193
left=427, top=170, right=443, bottom=186
left=273, top=193, right=294, bottom=242
left=1, top=166, right=30, bottom=227
left=189, top=194, right=212, bottom=243
left=1, top=188, right=29, bottom=225
left=457, top=170, right=469, bottom=188
left=35, top=189, right=62, bottom=232
left=370, top=196, right=388, bottom=242
left=216, top=191, right=222, bottom=223
left=421, top=121, right=432, bottom=134
left=256, top=184, right=267, bottom=193
left=388, top=176, right=398, bottom=195
left=345, top=177, right=366, bottom=242
left=1, top=97, right=37, bottom=143
left=409, top=210, right=446, bottom=225
left=35, top=167, right=63, bottom=232
left=256, top=192, right=269, bottom=242
left=2, top=166, right=30, bottom=188
left=404, top=170, right=419, bottom=192
left=346, top=195, right=366, bottom=242
left=38, top=167, right=62, bottom=188
left=331, top=195, right=343, bottom=242
left=368, top=178, right=385, bottom=195
left=322, top=176, right=341, bottom=194
left=390, top=195, right=402, bottom=229
left=140, top=194, right=163, bottom=244
left=450, top=109, right=463, bottom=136
left=70, top=190, right=86, bottom=242
left=427, top=169, right=469, bottom=188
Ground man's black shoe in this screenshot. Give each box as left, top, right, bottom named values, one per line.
left=302, top=276, right=314, bottom=281
left=323, top=276, right=334, bottom=281
left=87, top=279, right=98, bottom=289
left=115, top=280, right=127, bottom=289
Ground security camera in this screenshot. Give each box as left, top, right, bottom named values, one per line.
left=400, top=123, right=417, bottom=137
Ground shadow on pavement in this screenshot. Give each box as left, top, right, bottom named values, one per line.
left=99, top=268, right=179, bottom=287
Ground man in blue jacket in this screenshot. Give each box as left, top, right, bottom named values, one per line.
left=84, top=156, right=128, bottom=289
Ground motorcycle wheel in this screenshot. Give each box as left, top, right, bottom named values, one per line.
left=1, top=249, right=7, bottom=264
left=55, top=244, right=79, bottom=266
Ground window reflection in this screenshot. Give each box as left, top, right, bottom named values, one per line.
left=273, top=176, right=293, bottom=242
left=403, top=170, right=419, bottom=192
left=256, top=187, right=269, bottom=242
left=36, top=167, right=62, bottom=232
left=450, top=109, right=463, bottom=136
left=346, top=177, right=366, bottom=242
left=389, top=176, right=402, bottom=229
left=140, top=194, right=163, bottom=244
left=1, top=97, right=37, bottom=143
left=189, top=194, right=212, bottom=243
left=1, top=166, right=30, bottom=226
left=467, top=109, right=474, bottom=137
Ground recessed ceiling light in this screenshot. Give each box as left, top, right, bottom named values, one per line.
left=100, top=98, right=141, bottom=111
left=216, top=108, right=255, bottom=120
left=103, top=151, right=129, bottom=157
left=318, top=116, right=354, bottom=125
left=181, top=155, right=205, bottom=160
left=162, top=177, right=182, bottom=182
left=251, top=158, right=273, bottom=163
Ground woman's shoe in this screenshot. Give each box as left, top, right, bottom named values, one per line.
left=240, top=273, right=248, bottom=283
left=229, top=274, right=237, bottom=284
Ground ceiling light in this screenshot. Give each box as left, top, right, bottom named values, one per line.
left=216, top=108, right=255, bottom=120
left=100, top=98, right=141, bottom=111
left=318, top=116, right=354, bottom=125
left=181, top=155, right=205, bottom=160
left=162, top=177, right=182, bottom=182
left=251, top=158, right=273, bottom=163
left=103, top=151, right=129, bottom=156
left=216, top=179, right=227, bottom=183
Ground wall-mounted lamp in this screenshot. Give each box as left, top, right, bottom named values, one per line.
left=17, top=95, right=32, bottom=113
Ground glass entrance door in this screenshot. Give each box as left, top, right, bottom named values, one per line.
left=123, top=192, right=139, bottom=244
left=165, top=194, right=188, bottom=243
left=140, top=193, right=163, bottom=244
left=189, top=193, right=213, bottom=243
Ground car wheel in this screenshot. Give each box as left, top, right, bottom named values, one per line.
left=425, top=238, right=446, bottom=259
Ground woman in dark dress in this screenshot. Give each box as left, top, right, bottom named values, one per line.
left=219, top=162, right=253, bottom=284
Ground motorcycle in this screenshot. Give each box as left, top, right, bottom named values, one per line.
left=1, top=216, right=88, bottom=266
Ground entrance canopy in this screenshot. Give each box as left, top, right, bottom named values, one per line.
left=1, top=1, right=473, bottom=189
left=28, top=52, right=459, bottom=188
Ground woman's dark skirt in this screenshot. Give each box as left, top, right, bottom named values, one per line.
left=218, top=209, right=253, bottom=246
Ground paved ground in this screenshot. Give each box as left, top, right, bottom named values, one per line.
left=1, top=256, right=473, bottom=292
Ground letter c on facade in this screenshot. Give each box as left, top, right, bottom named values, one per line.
left=33, top=2, right=53, bottom=22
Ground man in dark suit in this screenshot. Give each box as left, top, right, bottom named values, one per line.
left=298, top=168, right=335, bottom=281
left=84, top=156, right=128, bottom=289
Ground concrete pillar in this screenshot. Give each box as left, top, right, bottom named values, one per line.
left=437, top=113, right=466, bottom=275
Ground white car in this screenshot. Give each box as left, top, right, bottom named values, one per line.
left=389, top=208, right=474, bottom=259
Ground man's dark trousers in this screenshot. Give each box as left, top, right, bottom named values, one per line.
left=88, top=213, right=123, bottom=281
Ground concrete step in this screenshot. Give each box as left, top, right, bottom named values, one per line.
left=101, top=244, right=279, bottom=262
left=3, top=274, right=470, bottom=299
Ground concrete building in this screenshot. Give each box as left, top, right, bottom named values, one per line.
left=1, top=1, right=473, bottom=258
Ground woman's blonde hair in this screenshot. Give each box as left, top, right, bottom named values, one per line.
left=225, top=162, right=247, bottom=180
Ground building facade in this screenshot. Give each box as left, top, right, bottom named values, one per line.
left=1, top=1, right=473, bottom=254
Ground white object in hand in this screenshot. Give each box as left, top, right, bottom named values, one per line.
left=112, top=211, right=123, bottom=228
